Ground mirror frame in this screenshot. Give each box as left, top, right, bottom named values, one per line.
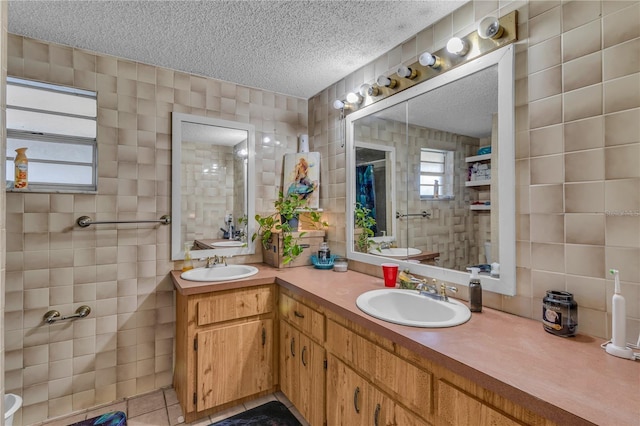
left=171, top=112, right=256, bottom=260
left=346, top=45, right=516, bottom=296
left=355, top=141, right=397, bottom=242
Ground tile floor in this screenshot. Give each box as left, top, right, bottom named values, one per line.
left=37, top=388, right=310, bottom=426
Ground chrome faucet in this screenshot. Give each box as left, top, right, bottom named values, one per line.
left=416, top=278, right=457, bottom=302
left=206, top=255, right=227, bottom=268
left=379, top=241, right=392, bottom=250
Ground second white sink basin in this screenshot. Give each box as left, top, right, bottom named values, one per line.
left=371, top=247, right=422, bottom=257
left=356, top=289, right=471, bottom=328
left=181, top=265, right=259, bottom=282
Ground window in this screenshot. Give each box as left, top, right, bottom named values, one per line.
left=6, top=77, right=97, bottom=192
left=420, top=148, right=454, bottom=199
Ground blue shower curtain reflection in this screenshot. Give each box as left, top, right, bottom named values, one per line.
left=356, top=164, right=377, bottom=235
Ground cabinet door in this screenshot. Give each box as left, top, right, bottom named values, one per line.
left=437, top=380, right=524, bottom=426
left=279, top=320, right=300, bottom=406
left=299, top=333, right=325, bottom=426
left=327, top=355, right=370, bottom=426
left=196, top=319, right=273, bottom=411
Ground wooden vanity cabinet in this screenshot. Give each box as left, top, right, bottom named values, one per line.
left=327, top=354, right=425, bottom=426
left=279, top=291, right=326, bottom=426
left=174, top=285, right=276, bottom=423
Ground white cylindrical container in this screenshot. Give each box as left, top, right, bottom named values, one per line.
left=5, top=394, right=22, bottom=426
left=299, top=134, right=309, bottom=153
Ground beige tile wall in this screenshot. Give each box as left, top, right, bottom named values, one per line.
left=1, top=0, right=8, bottom=420
left=309, top=0, right=640, bottom=342
left=4, top=35, right=306, bottom=424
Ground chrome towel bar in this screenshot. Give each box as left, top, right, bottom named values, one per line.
left=76, top=215, right=171, bottom=227
left=396, top=211, right=430, bottom=219
left=43, top=305, right=91, bottom=324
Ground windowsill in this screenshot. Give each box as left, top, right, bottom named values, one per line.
left=6, top=187, right=98, bottom=194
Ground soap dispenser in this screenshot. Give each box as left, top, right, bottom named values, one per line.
left=182, top=243, right=194, bottom=272
left=468, top=267, right=482, bottom=312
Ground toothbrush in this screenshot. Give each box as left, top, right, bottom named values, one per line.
left=605, top=269, right=636, bottom=360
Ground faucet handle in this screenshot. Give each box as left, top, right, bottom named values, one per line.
left=439, top=283, right=457, bottom=296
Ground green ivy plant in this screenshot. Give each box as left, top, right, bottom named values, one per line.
left=252, top=192, right=327, bottom=264
left=354, top=202, right=377, bottom=253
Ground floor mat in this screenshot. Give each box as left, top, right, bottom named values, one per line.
left=68, top=411, right=127, bottom=426
left=210, top=401, right=302, bottom=426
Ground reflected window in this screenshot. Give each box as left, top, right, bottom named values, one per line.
left=420, top=148, right=454, bottom=199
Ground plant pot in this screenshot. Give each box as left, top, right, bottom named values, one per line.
left=281, top=214, right=299, bottom=231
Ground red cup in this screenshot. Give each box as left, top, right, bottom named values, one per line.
left=381, top=263, right=399, bottom=287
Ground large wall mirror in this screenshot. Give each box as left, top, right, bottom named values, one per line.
left=346, top=45, right=515, bottom=295
left=171, top=113, right=255, bottom=260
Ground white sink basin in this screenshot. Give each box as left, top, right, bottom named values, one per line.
left=212, top=241, right=245, bottom=248
left=181, top=265, right=259, bottom=282
left=356, top=289, right=471, bottom=328
left=371, top=247, right=422, bottom=257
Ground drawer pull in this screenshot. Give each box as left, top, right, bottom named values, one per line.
left=353, top=386, right=361, bottom=413
left=262, top=327, right=266, bottom=346
left=294, top=310, right=305, bottom=318
left=301, top=346, right=307, bottom=367
left=374, top=403, right=381, bottom=426
left=290, top=337, right=295, bottom=357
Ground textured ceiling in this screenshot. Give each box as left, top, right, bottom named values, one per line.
left=7, top=0, right=464, bottom=99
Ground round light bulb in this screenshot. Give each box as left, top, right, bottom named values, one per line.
left=359, top=84, right=371, bottom=97
left=377, top=75, right=391, bottom=87
left=419, top=52, right=441, bottom=68
left=397, top=65, right=417, bottom=79
left=446, top=37, right=468, bottom=56
left=346, top=92, right=362, bottom=104
left=333, top=99, right=345, bottom=110
left=478, top=16, right=503, bottom=39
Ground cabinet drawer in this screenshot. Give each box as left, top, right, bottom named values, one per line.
left=196, top=285, right=273, bottom=326
left=326, top=319, right=433, bottom=419
left=280, top=293, right=324, bottom=342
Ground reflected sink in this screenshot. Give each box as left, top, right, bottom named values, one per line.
left=181, top=265, right=259, bottom=282
left=371, top=247, right=422, bottom=257
left=356, top=289, right=471, bottom=328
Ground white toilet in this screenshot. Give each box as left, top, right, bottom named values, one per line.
left=4, top=394, right=22, bottom=426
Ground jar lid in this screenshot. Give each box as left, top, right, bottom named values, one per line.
left=546, top=290, right=573, bottom=301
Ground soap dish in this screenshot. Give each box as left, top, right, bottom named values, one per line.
left=311, top=254, right=337, bottom=269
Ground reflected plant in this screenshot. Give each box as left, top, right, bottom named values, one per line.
left=354, top=203, right=376, bottom=253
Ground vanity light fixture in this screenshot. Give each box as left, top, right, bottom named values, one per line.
left=359, top=83, right=380, bottom=97
left=397, top=65, right=418, bottom=80
left=477, top=16, right=504, bottom=40
left=418, top=51, right=442, bottom=69
left=446, top=37, right=469, bottom=56
left=377, top=74, right=398, bottom=89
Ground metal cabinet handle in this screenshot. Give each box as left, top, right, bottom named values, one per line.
left=290, top=337, right=295, bottom=357
left=301, top=346, right=307, bottom=367
left=353, top=386, right=361, bottom=413
left=294, top=310, right=305, bottom=318
left=374, top=403, right=381, bottom=426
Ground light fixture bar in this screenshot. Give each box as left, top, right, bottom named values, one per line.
left=342, top=10, right=518, bottom=113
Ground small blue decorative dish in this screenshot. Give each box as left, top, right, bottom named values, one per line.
left=311, top=254, right=337, bottom=269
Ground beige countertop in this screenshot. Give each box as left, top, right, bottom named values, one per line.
left=171, top=264, right=640, bottom=426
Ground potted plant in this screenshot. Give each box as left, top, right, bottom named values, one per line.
left=253, top=192, right=328, bottom=265
left=354, top=203, right=377, bottom=253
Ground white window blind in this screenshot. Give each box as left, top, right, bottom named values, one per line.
left=420, top=148, right=454, bottom=199
left=5, top=77, right=97, bottom=192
